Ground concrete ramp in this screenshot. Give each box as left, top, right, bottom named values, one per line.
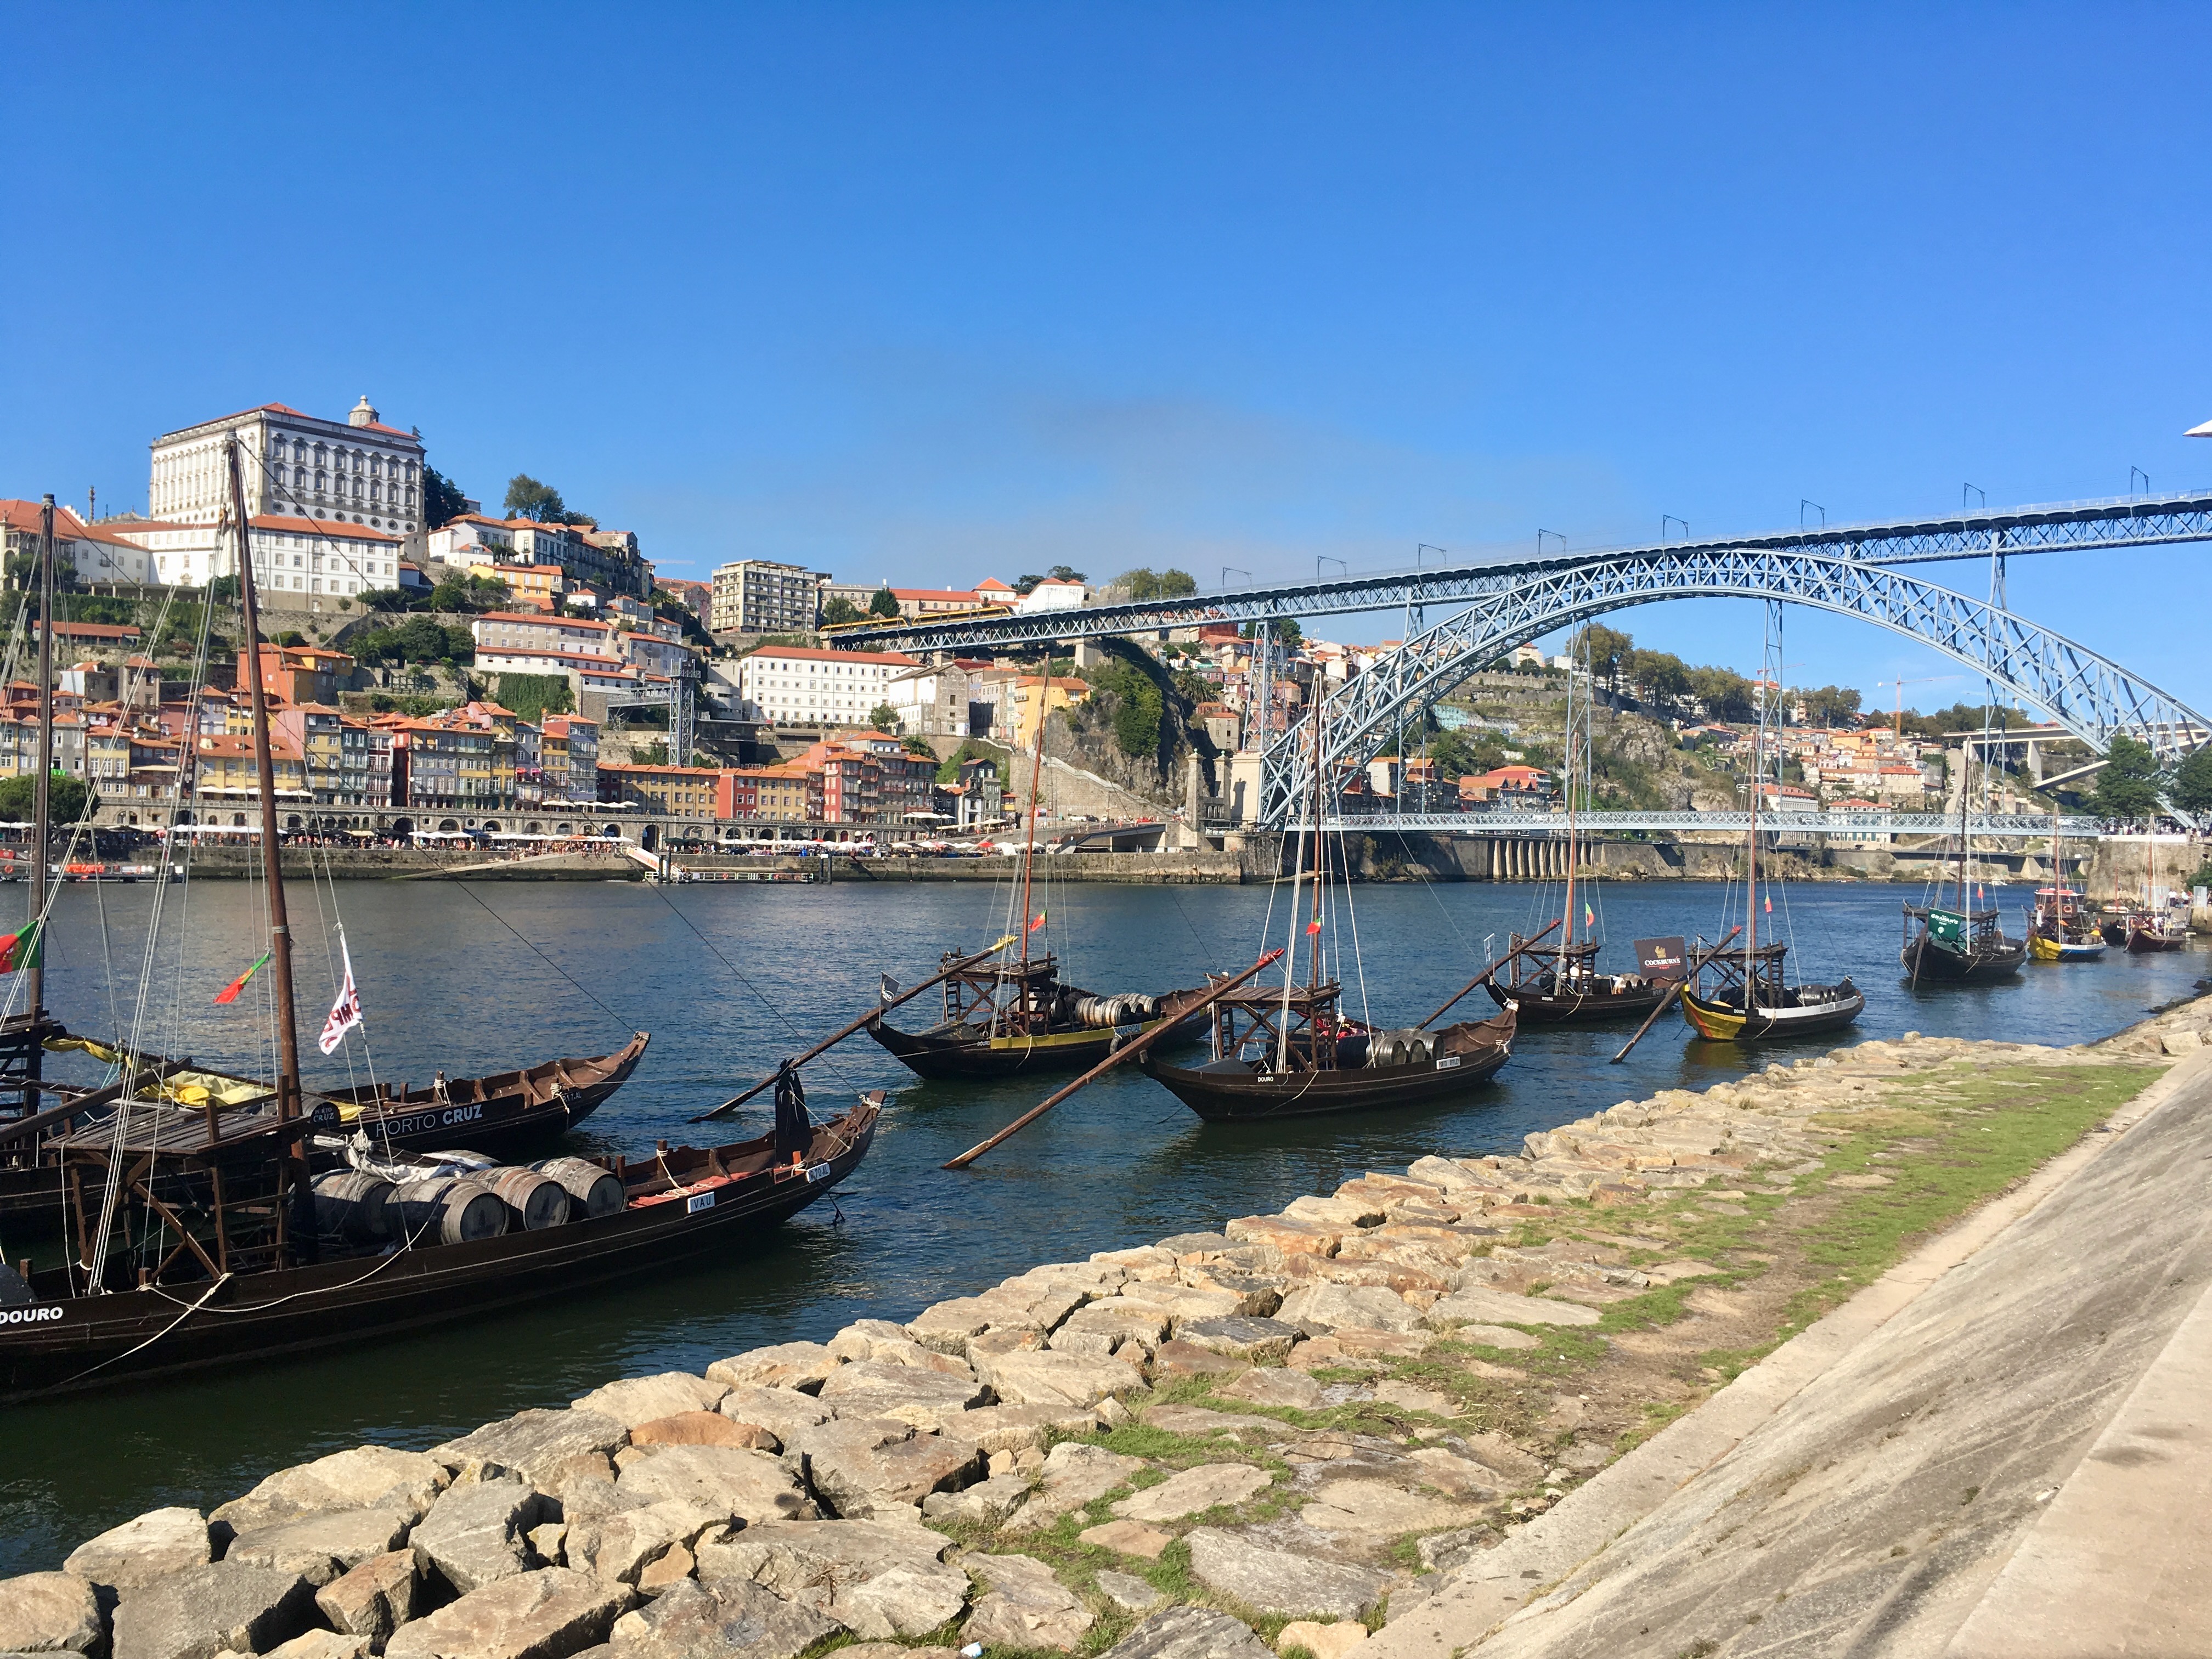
left=1371, top=1053, right=2212, bottom=1658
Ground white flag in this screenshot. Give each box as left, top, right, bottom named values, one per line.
left=318, top=936, right=363, bottom=1055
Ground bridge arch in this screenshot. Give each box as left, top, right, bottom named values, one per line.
left=1261, top=548, right=2210, bottom=827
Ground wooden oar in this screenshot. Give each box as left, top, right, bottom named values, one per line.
left=943, top=949, right=1285, bottom=1170
left=1419, top=920, right=1562, bottom=1029
left=689, top=934, right=1018, bottom=1122
left=1609, top=926, right=1741, bottom=1064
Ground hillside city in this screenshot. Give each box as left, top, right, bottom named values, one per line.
left=0, top=394, right=2148, bottom=843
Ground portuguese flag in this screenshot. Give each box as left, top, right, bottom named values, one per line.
left=214, top=951, right=272, bottom=1006
left=0, top=922, right=39, bottom=975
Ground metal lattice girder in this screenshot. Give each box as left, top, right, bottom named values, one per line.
left=1324, top=811, right=2106, bottom=837
left=1258, top=551, right=2211, bottom=828
left=828, top=489, right=2212, bottom=655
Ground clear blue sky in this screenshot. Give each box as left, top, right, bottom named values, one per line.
left=7, top=3, right=2209, bottom=717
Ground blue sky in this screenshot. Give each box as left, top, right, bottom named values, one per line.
left=6, top=3, right=2209, bottom=716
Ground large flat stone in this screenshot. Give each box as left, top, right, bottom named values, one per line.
left=962, top=1554, right=1092, bottom=1653
left=1221, top=1368, right=1325, bottom=1410
left=714, top=1386, right=831, bottom=1449
left=1143, top=1404, right=1282, bottom=1437
left=64, top=1506, right=213, bottom=1593
left=562, top=1500, right=721, bottom=1587
left=1003, top=1442, right=1145, bottom=1531
left=1424, top=1286, right=1600, bottom=1328
left=1078, top=1520, right=1173, bottom=1560
left=1449, top=1323, right=1542, bottom=1350
left=569, top=1373, right=730, bottom=1429
left=313, top=1550, right=417, bottom=1647
left=1184, top=1528, right=1389, bottom=1618
left=782, top=1419, right=982, bottom=1517
left=410, top=1478, right=545, bottom=1598
left=920, top=1472, right=1032, bottom=1527
left=212, top=1447, right=451, bottom=1534
left=1111, top=1462, right=1273, bottom=1522
left=1277, top=1284, right=1424, bottom=1335
left=696, top=1518, right=966, bottom=1640
left=1223, top=1216, right=1346, bottom=1257
left=431, top=1411, right=631, bottom=1487
left=702, top=1342, right=838, bottom=1395
left=1402, top=1447, right=1509, bottom=1500
left=1173, top=1316, right=1299, bottom=1362
left=814, top=1359, right=987, bottom=1427
left=253, top=1632, right=371, bottom=1659
left=612, top=1444, right=817, bottom=1526
left=382, top=1566, right=630, bottom=1659
left=943, top=1402, right=1102, bottom=1455
left=1098, top=1605, right=1273, bottom=1657
left=976, top=1348, right=1147, bottom=1408
left=629, top=1412, right=777, bottom=1452
left=825, top=1320, right=975, bottom=1376
left=1299, top=1479, right=1481, bottom=1537
left=224, top=1508, right=412, bottom=1588
left=605, top=1576, right=840, bottom=1659
left=112, top=1564, right=318, bottom=1659
left=1277, top=1618, right=1374, bottom=1658
left=0, top=1571, right=103, bottom=1654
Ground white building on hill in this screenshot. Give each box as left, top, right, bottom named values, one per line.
left=735, top=645, right=919, bottom=726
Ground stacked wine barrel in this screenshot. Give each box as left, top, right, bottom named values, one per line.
left=311, top=1153, right=625, bottom=1248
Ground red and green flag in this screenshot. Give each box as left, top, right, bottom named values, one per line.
left=0, top=922, right=37, bottom=975
left=213, top=951, right=271, bottom=1006
left=1028, top=911, right=1047, bottom=933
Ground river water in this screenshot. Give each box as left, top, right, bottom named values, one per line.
left=1, top=872, right=2202, bottom=1571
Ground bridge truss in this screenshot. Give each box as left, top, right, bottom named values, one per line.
left=1258, top=549, right=2210, bottom=828
left=1326, top=810, right=2104, bottom=838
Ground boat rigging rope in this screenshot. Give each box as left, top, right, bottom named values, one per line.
left=46, top=1271, right=234, bottom=1391
left=428, top=870, right=633, bottom=1029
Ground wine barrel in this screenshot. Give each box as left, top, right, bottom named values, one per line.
left=312, top=1170, right=393, bottom=1243
left=481, top=1166, right=569, bottom=1231
left=388, top=1175, right=508, bottom=1245
left=531, top=1156, right=624, bottom=1219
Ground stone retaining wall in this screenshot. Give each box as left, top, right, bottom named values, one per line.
left=9, top=1004, right=2207, bottom=1659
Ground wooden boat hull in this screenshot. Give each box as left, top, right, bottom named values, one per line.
left=1140, top=1011, right=1515, bottom=1122
left=1680, top=984, right=1865, bottom=1042
left=1484, top=977, right=1669, bottom=1025
left=2028, top=933, right=2106, bottom=962
left=0, top=1101, right=878, bottom=1402
left=2126, top=929, right=2188, bottom=954
left=866, top=1007, right=1199, bottom=1079
left=1901, top=934, right=2027, bottom=981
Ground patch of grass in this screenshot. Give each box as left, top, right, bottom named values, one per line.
left=1697, top=1343, right=1778, bottom=1383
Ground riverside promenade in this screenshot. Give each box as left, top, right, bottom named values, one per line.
left=7, top=1003, right=2210, bottom=1659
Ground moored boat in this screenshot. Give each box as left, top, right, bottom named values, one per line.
left=1680, top=943, right=1864, bottom=1040
left=1902, top=903, right=2028, bottom=980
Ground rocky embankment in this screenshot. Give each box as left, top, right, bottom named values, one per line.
left=7, top=1002, right=2205, bottom=1659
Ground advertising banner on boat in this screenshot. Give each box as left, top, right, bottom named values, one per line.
left=1927, top=907, right=1966, bottom=946
left=1633, top=936, right=1688, bottom=983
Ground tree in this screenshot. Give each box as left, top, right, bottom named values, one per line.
left=1429, top=726, right=1508, bottom=780
left=2090, top=734, right=2166, bottom=821
left=1172, top=669, right=1213, bottom=704
left=1112, top=566, right=1199, bottom=601
left=868, top=588, right=900, bottom=618
left=208, top=575, right=240, bottom=605
left=0, top=772, right=95, bottom=826
left=1273, top=617, right=1303, bottom=650
left=900, top=733, right=936, bottom=758
left=867, top=702, right=902, bottom=733
left=1114, top=567, right=1160, bottom=600
left=635, top=738, right=671, bottom=766
left=1686, top=665, right=1754, bottom=721
left=1799, top=685, right=1863, bottom=726
left=1574, top=623, right=1634, bottom=695
left=505, top=474, right=565, bottom=521
left=2171, top=747, right=2212, bottom=816
left=1090, top=662, right=1163, bottom=758
left=1156, top=567, right=1196, bottom=597
left=1012, top=574, right=1043, bottom=595
left=821, top=595, right=862, bottom=625
left=1629, top=650, right=1691, bottom=712
left=1046, top=564, right=1086, bottom=584
left=422, top=465, right=470, bottom=529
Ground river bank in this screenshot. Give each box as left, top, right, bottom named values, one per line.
left=7, top=991, right=2205, bottom=1659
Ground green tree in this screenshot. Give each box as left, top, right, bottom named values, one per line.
left=208, top=574, right=240, bottom=605
left=504, top=473, right=565, bottom=521
left=900, top=733, right=936, bottom=758
left=1155, top=567, right=1196, bottom=597
left=635, top=738, right=671, bottom=766
left=867, top=588, right=900, bottom=618
left=1800, top=685, right=1863, bottom=726
left=1012, top=573, right=1043, bottom=595
left=1686, top=665, right=1754, bottom=721
left=1429, top=727, right=1508, bottom=779
left=821, top=595, right=862, bottom=625
left=2171, top=747, right=2212, bottom=816
left=1115, top=567, right=1161, bottom=600
left=422, top=465, right=471, bottom=529
left=1172, top=668, right=1213, bottom=704
left=0, top=772, right=95, bottom=826
left=393, top=616, right=452, bottom=664
left=1574, top=623, right=1634, bottom=693
left=2090, top=734, right=2166, bottom=821
left=1629, top=649, right=1691, bottom=712
left=867, top=702, right=902, bottom=732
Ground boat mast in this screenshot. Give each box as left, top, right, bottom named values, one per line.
left=1012, top=669, right=1050, bottom=1027
left=25, top=496, right=55, bottom=1020
left=1306, top=697, right=1326, bottom=991
left=224, top=437, right=309, bottom=1260
left=1560, top=635, right=1581, bottom=977
left=1276, top=703, right=1317, bottom=1072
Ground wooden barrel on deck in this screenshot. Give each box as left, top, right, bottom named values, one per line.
left=388, top=1175, right=508, bottom=1244
left=312, top=1170, right=392, bottom=1243
left=481, top=1166, right=569, bottom=1231
left=531, top=1156, right=624, bottom=1218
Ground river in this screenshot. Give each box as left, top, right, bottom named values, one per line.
left=1, top=872, right=2201, bottom=1572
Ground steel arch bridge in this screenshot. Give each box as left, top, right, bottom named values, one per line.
left=1256, top=547, right=2210, bottom=829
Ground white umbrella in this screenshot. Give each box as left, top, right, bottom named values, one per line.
left=2188, top=418, right=2212, bottom=437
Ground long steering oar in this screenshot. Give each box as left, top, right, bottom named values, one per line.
left=943, top=949, right=1285, bottom=1170
left=689, top=934, right=1018, bottom=1122
left=1419, top=920, right=1562, bottom=1029
left=1609, top=926, right=1742, bottom=1064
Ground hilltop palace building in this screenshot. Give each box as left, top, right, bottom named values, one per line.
left=114, top=396, right=423, bottom=602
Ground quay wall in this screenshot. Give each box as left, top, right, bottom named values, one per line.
left=13, top=998, right=2211, bottom=1657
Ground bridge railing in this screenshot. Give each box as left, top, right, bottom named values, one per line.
left=1313, top=810, right=2110, bottom=838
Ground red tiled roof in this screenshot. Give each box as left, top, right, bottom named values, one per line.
left=744, top=645, right=918, bottom=667
left=250, top=515, right=399, bottom=543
